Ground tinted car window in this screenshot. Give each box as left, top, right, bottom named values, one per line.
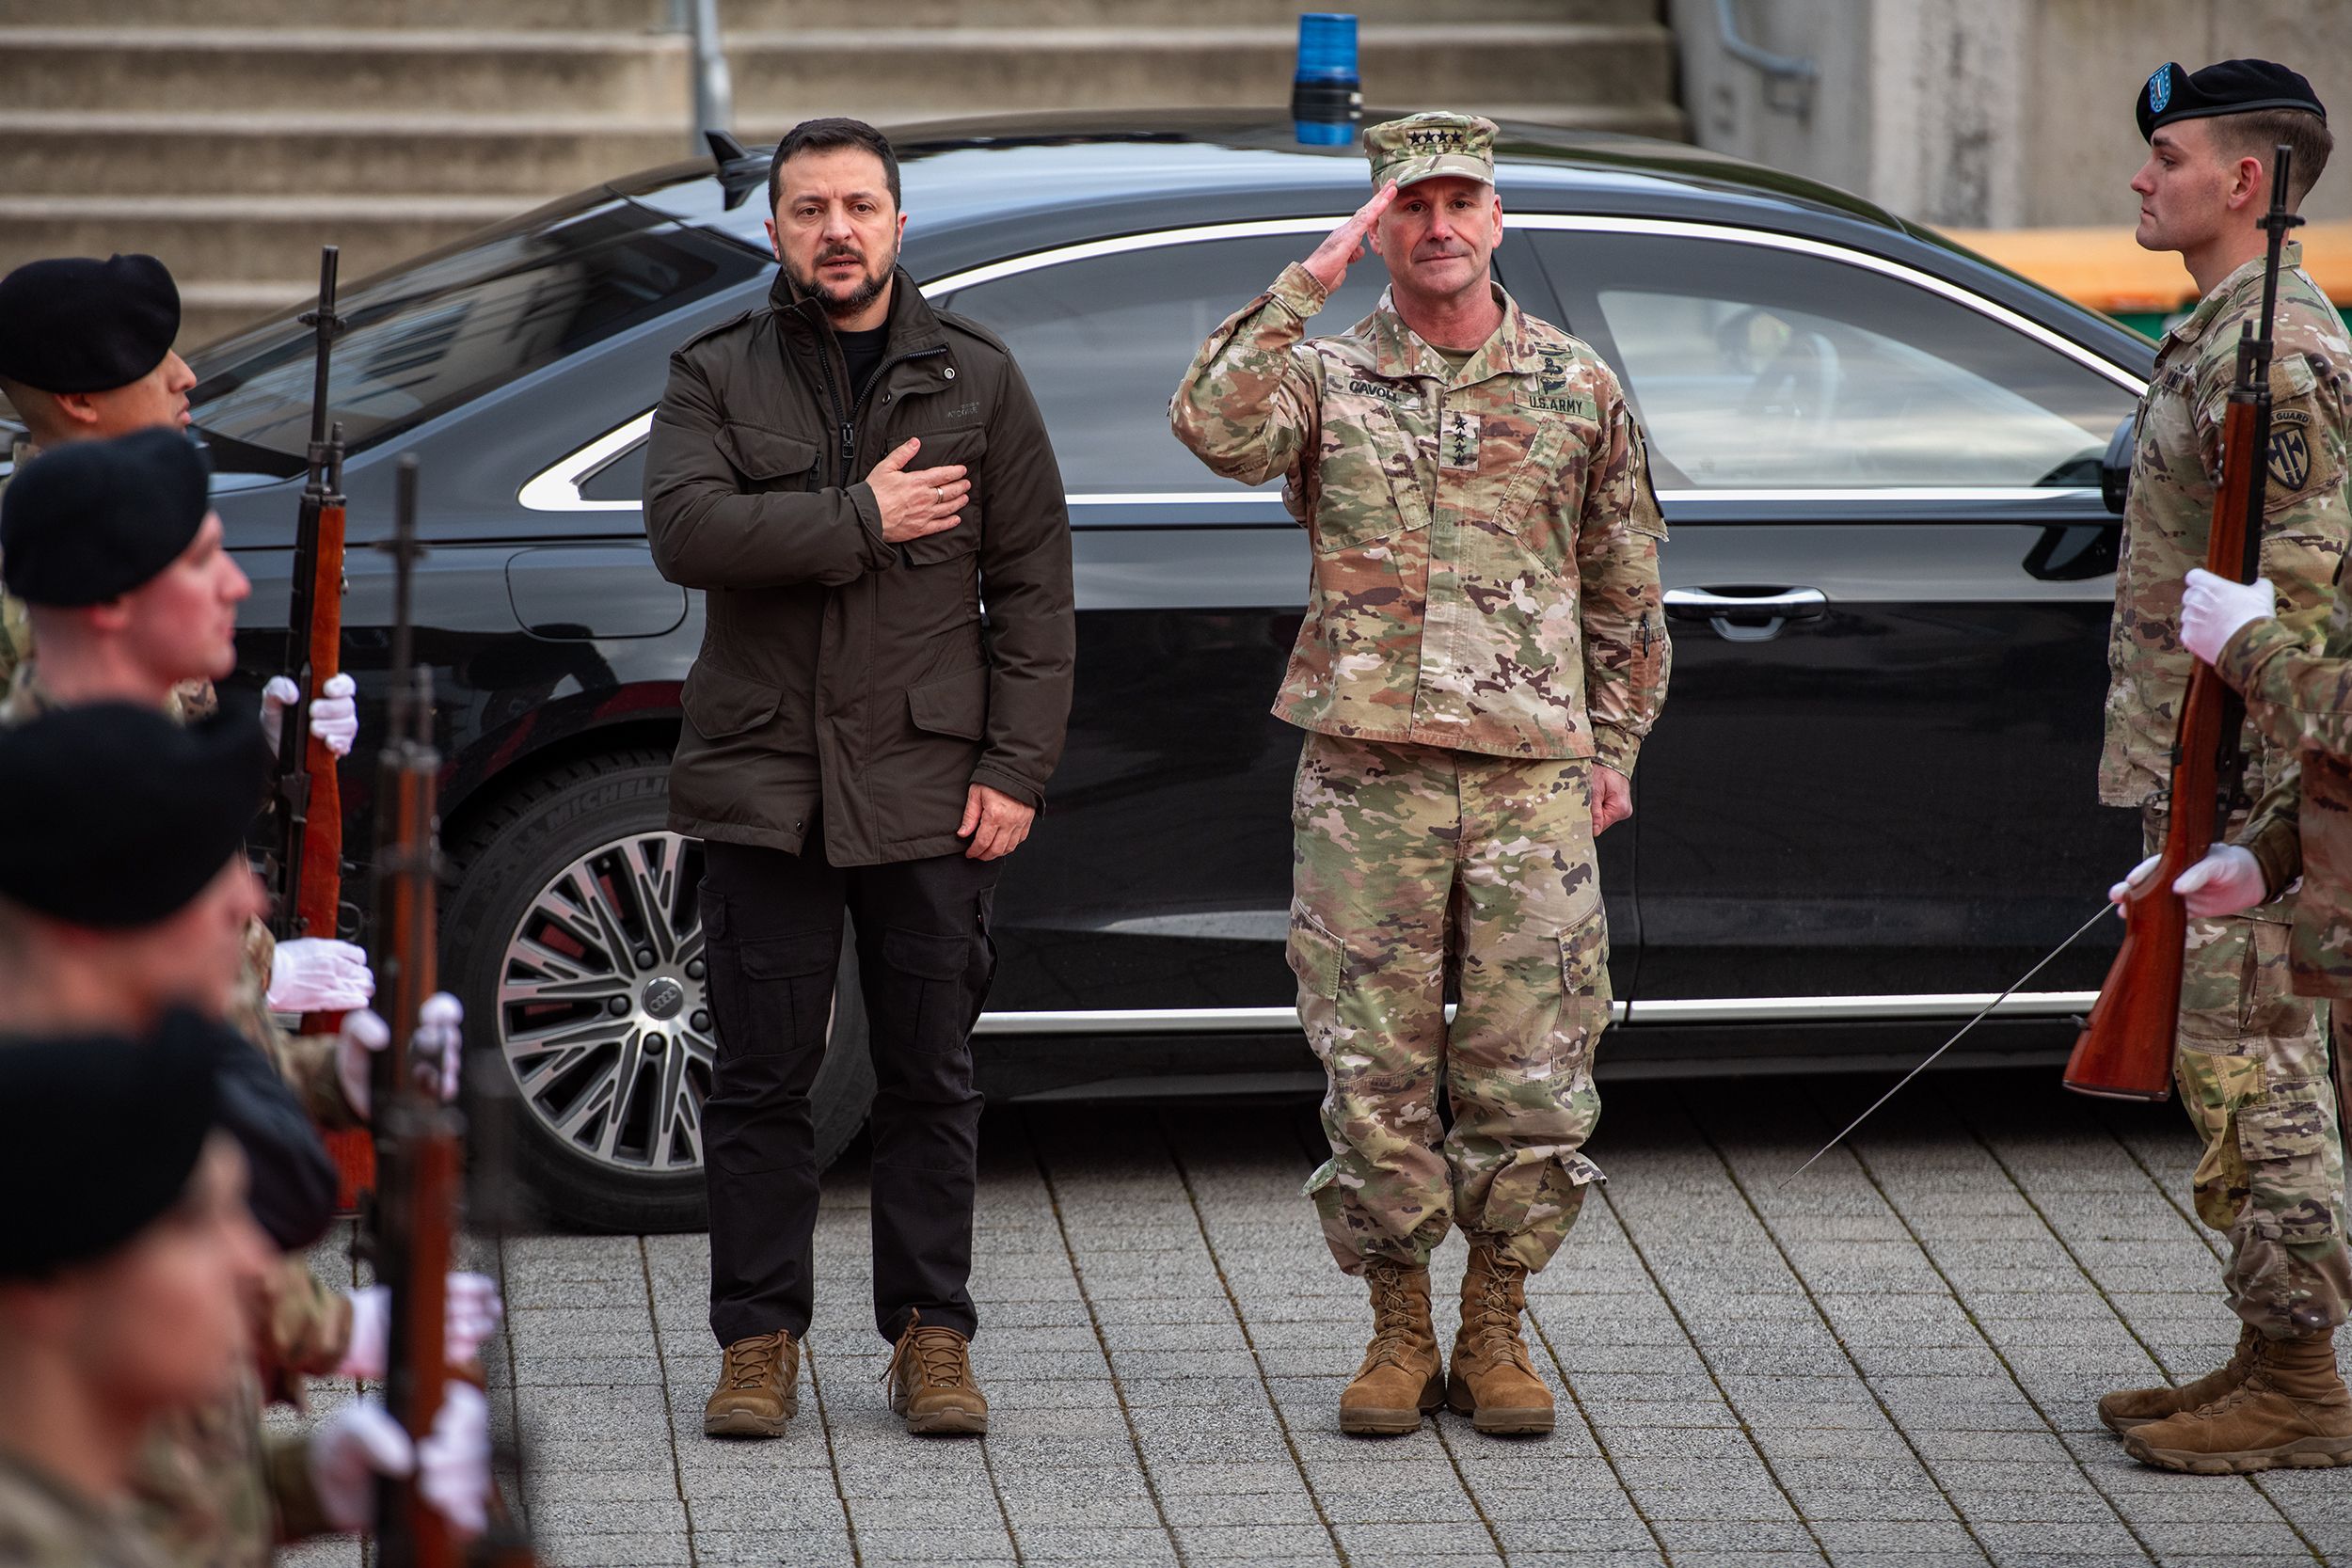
left=942, top=233, right=1389, bottom=493
left=1534, top=231, right=2134, bottom=489
left=186, top=205, right=766, bottom=471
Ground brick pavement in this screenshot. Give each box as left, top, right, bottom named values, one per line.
left=282, top=1071, right=2352, bottom=1567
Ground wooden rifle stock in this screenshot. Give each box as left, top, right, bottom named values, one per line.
left=366, top=456, right=462, bottom=1568
left=2066, top=145, right=2302, bottom=1100
left=270, top=245, right=370, bottom=1196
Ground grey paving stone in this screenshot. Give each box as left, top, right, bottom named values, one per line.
left=1011, top=1526, right=1183, bottom=1561
left=1808, top=1518, right=1990, bottom=1555
left=847, top=1525, right=1017, bottom=1561
left=1173, top=1523, right=1339, bottom=1556
left=531, top=1532, right=695, bottom=1566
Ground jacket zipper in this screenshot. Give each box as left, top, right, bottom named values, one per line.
left=812, top=323, right=946, bottom=484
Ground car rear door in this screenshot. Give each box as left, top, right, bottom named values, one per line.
left=1527, top=220, right=2145, bottom=1016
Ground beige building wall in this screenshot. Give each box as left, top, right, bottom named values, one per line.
left=1675, top=0, right=2352, bottom=227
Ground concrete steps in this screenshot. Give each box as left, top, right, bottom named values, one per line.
left=0, top=3, right=1687, bottom=350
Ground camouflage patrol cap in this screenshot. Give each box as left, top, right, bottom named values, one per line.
left=1364, top=112, right=1497, bottom=190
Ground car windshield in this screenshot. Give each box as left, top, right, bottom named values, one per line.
left=185, top=200, right=766, bottom=475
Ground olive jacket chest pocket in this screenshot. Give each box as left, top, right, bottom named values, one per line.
left=719, top=423, right=819, bottom=492
left=896, top=424, right=990, bottom=567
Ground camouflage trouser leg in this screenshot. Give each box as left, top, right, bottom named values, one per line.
left=1291, top=732, right=1609, bottom=1276
left=2149, top=806, right=2352, bottom=1339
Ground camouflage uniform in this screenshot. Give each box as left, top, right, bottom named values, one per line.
left=0, top=667, right=355, bottom=1563
left=2103, top=242, right=2352, bottom=1340
left=0, top=1450, right=172, bottom=1568
left=2213, top=579, right=2352, bottom=1339
left=0, top=436, right=32, bottom=689
left=1171, top=261, right=1668, bottom=1275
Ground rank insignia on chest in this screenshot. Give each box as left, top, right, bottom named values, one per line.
left=2270, top=427, right=2312, bottom=491
left=1440, top=410, right=1481, bottom=471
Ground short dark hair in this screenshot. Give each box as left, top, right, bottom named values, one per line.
left=2211, top=107, right=2333, bottom=207
left=768, top=118, right=901, bottom=214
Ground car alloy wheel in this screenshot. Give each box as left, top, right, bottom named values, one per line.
left=496, top=829, right=715, bottom=1177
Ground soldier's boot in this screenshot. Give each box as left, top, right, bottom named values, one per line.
left=703, top=1329, right=799, bottom=1438
left=1446, top=1239, right=1554, bottom=1436
left=1338, top=1259, right=1443, bottom=1436
left=2098, top=1324, right=2260, bottom=1434
left=2122, top=1330, right=2352, bottom=1473
left=887, top=1312, right=989, bottom=1435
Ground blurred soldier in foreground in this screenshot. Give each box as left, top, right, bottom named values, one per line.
left=0, top=703, right=499, bottom=1553
left=2096, top=61, right=2352, bottom=1471
left=1171, top=112, right=1668, bottom=1436
left=0, top=252, right=198, bottom=685
left=0, top=1020, right=269, bottom=1568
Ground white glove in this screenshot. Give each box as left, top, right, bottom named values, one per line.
left=267, top=937, right=375, bottom=1015
left=335, top=993, right=463, bottom=1120
left=260, top=671, right=360, bottom=757
left=304, top=1390, right=491, bottom=1539
left=307, top=1401, right=414, bottom=1534
left=335, top=1273, right=507, bottom=1382
left=418, top=1384, right=492, bottom=1538
left=2109, top=844, right=2269, bottom=919
left=414, top=992, right=464, bottom=1105
left=2181, top=568, right=2277, bottom=665
left=334, top=1008, right=391, bottom=1121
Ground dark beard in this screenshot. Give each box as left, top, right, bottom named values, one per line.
left=790, top=245, right=896, bottom=320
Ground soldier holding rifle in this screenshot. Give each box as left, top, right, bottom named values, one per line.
left=0, top=435, right=500, bottom=1559
left=0, top=703, right=497, bottom=1556
left=2094, top=62, right=2352, bottom=1470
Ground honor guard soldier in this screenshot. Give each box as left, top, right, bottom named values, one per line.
left=0, top=703, right=500, bottom=1556
left=0, top=252, right=198, bottom=686
left=1171, top=112, right=1669, bottom=1436
left=0, top=1019, right=268, bottom=1568
left=2096, top=61, right=2352, bottom=1469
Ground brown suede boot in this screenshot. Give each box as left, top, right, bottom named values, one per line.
left=1338, top=1259, right=1443, bottom=1436
left=1447, top=1238, right=1554, bottom=1436
left=887, top=1312, right=989, bottom=1435
left=2123, top=1330, right=2352, bottom=1473
left=2098, top=1325, right=2260, bottom=1434
left=703, top=1330, right=799, bottom=1438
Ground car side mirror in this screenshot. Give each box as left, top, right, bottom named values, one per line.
left=2101, top=414, right=2134, bottom=515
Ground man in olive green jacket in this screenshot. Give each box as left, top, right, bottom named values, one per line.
left=644, top=117, right=1073, bottom=1439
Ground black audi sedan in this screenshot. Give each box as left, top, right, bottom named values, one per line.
left=114, top=111, right=2151, bottom=1230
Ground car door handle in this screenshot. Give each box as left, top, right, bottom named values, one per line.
left=1664, top=586, right=1828, bottom=617
left=1664, top=586, right=1827, bottom=643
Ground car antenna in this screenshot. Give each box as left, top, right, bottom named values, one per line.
left=706, top=129, right=751, bottom=172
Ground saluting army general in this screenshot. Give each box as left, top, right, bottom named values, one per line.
left=2096, top=60, right=2352, bottom=1471
left=1171, top=113, right=1668, bottom=1437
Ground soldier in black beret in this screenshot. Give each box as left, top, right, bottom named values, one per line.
left=2093, top=60, right=2352, bottom=1475
left=0, top=252, right=198, bottom=688
left=0, top=428, right=239, bottom=714
left=0, top=1017, right=265, bottom=1568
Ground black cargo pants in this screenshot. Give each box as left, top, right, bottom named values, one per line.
left=700, top=834, right=998, bottom=1349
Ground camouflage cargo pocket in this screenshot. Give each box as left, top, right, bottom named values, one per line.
left=1477, top=1144, right=1603, bottom=1238
left=1287, top=910, right=1343, bottom=1002
left=2237, top=1086, right=2343, bottom=1247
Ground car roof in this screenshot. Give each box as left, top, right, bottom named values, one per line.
left=616, top=108, right=1909, bottom=258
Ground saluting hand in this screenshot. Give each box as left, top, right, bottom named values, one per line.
left=867, top=436, right=971, bottom=545
left=1302, top=182, right=1398, bottom=294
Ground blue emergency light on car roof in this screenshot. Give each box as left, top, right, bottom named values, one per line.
left=1292, top=12, right=1362, bottom=147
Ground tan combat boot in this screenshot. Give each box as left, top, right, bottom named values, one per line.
left=1447, top=1238, right=1554, bottom=1436
left=704, top=1330, right=799, bottom=1438
left=887, top=1312, right=989, bottom=1435
left=2098, top=1325, right=2260, bottom=1434
left=1338, top=1259, right=1443, bottom=1435
left=2123, top=1330, right=2352, bottom=1473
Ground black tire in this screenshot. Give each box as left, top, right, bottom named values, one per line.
left=441, top=749, right=875, bottom=1234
